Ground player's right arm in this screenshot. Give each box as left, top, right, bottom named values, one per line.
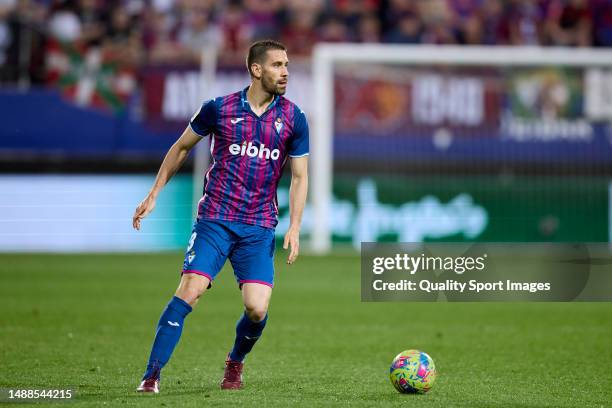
left=132, top=127, right=202, bottom=231
left=133, top=98, right=217, bottom=231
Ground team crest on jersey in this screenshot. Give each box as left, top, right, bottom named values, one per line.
left=274, top=117, right=283, bottom=134
left=187, top=250, right=196, bottom=264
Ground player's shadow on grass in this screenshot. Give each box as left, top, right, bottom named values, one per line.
left=114, top=385, right=221, bottom=399
left=126, top=389, right=216, bottom=399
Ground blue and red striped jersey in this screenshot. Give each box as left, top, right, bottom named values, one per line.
left=189, top=87, right=309, bottom=228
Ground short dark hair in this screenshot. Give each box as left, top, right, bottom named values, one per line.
left=246, top=40, right=287, bottom=77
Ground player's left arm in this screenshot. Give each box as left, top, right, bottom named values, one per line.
left=283, top=107, right=310, bottom=265
left=284, top=156, right=308, bottom=264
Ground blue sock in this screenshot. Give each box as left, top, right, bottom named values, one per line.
left=142, top=296, right=192, bottom=380
left=229, top=312, right=268, bottom=362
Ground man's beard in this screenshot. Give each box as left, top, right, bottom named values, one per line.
left=262, top=75, right=286, bottom=95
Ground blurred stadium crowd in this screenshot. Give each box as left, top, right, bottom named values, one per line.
left=1, top=0, right=612, bottom=85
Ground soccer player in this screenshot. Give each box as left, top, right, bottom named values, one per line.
left=132, top=39, right=308, bottom=393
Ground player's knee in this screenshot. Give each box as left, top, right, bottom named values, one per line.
left=245, top=306, right=267, bottom=322
left=177, top=288, right=203, bottom=306
left=175, top=279, right=207, bottom=306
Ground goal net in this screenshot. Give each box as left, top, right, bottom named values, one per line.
left=310, top=44, right=612, bottom=253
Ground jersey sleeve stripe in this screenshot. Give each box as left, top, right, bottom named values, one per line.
left=188, top=123, right=209, bottom=138
left=289, top=152, right=309, bottom=158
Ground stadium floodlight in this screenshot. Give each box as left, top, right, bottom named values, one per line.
left=311, top=44, right=612, bottom=254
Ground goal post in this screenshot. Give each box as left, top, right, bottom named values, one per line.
left=193, top=45, right=219, bottom=217
left=310, top=44, right=612, bottom=254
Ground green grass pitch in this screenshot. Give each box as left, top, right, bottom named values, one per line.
left=1, top=252, right=611, bottom=407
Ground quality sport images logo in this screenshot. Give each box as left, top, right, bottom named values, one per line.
left=229, top=142, right=281, bottom=160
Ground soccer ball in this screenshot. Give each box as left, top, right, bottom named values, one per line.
left=389, top=349, right=437, bottom=394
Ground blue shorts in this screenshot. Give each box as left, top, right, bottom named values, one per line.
left=181, top=218, right=276, bottom=288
